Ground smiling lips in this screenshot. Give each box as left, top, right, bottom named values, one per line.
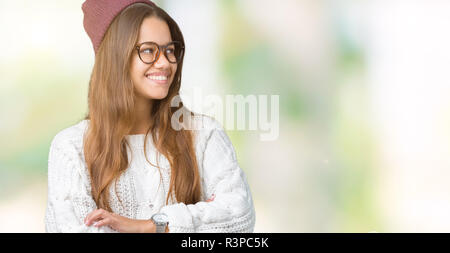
left=146, top=72, right=169, bottom=84
left=148, top=75, right=167, bottom=81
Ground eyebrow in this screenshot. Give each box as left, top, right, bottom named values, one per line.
left=138, top=41, right=173, bottom=45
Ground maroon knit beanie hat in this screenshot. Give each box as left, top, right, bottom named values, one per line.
left=82, top=0, right=156, bottom=54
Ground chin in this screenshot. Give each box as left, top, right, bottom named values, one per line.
left=147, top=91, right=170, bottom=100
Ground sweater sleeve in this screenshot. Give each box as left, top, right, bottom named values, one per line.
left=44, top=132, right=117, bottom=233
left=159, top=119, right=256, bottom=233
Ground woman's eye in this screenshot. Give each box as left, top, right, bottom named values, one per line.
left=142, top=49, right=154, bottom=54
left=166, top=48, right=174, bottom=54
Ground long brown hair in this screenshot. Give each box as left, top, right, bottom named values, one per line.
left=83, top=3, right=201, bottom=212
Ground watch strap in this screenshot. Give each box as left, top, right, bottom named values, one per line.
left=155, top=223, right=166, bottom=233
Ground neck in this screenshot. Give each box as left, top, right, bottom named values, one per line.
left=130, top=96, right=153, bottom=135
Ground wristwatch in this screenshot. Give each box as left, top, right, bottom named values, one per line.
left=150, top=213, right=169, bottom=233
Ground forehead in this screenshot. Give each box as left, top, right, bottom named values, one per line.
left=138, top=16, right=172, bottom=45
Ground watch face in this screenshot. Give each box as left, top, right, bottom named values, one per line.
left=153, top=213, right=168, bottom=223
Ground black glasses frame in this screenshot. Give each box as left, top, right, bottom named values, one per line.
left=135, top=41, right=185, bottom=64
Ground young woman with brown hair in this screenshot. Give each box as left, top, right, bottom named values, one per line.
left=44, top=0, right=255, bottom=233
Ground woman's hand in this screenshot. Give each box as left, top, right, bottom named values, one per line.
left=85, top=195, right=215, bottom=233
left=84, top=208, right=154, bottom=233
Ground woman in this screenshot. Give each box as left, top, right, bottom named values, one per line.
left=44, top=0, right=255, bottom=233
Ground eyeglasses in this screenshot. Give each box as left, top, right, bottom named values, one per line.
left=135, top=41, right=184, bottom=64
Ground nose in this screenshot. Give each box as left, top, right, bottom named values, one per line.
left=153, top=51, right=170, bottom=67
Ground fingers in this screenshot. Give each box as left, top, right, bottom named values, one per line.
left=93, top=217, right=111, bottom=228
left=85, top=208, right=108, bottom=226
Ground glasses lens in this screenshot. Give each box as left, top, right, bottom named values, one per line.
left=139, top=43, right=159, bottom=63
left=164, top=42, right=184, bottom=63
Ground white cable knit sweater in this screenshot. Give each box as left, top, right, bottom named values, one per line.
left=44, top=115, right=255, bottom=233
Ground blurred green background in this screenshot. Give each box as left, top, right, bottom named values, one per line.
left=1, top=0, right=450, bottom=232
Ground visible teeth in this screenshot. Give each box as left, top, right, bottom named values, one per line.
left=147, top=75, right=167, bottom=81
